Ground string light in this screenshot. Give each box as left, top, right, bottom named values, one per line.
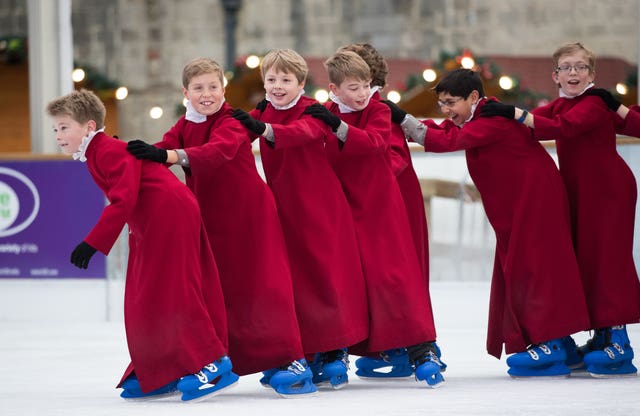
left=245, top=55, right=261, bottom=69
left=149, top=106, right=163, bottom=119
left=314, top=89, right=329, bottom=103
left=72, top=68, right=85, bottom=83
left=115, top=86, right=128, bottom=100
left=386, top=90, right=402, bottom=103
left=422, top=68, right=437, bottom=82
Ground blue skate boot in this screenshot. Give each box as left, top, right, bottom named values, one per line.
left=310, top=348, right=349, bottom=389
left=177, top=356, right=239, bottom=402
left=355, top=348, right=414, bottom=380
left=259, top=368, right=279, bottom=388
left=583, top=325, right=637, bottom=378
left=506, top=338, right=570, bottom=378
left=561, top=336, right=585, bottom=371
left=120, top=375, right=179, bottom=400
left=408, top=342, right=446, bottom=387
left=268, top=359, right=318, bottom=398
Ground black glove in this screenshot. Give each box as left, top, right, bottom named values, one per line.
left=232, top=109, right=266, bottom=135
left=70, top=241, right=97, bottom=269
left=479, top=101, right=515, bottom=119
left=255, top=99, right=268, bottom=112
left=126, top=140, right=167, bottom=163
left=381, top=100, right=408, bottom=125
left=303, top=103, right=341, bottom=132
left=583, top=88, right=621, bottom=111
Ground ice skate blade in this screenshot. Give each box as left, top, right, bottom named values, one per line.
left=180, top=373, right=239, bottom=403
left=121, top=390, right=180, bottom=401
left=275, top=388, right=319, bottom=399
left=417, top=377, right=445, bottom=389
left=315, top=377, right=349, bottom=390
left=588, top=371, right=638, bottom=379
left=356, top=374, right=414, bottom=382
left=508, top=374, right=570, bottom=380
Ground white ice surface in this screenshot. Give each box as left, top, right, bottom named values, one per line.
left=1, top=280, right=639, bottom=416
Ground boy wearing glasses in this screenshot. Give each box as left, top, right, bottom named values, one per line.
left=386, top=68, right=590, bottom=378
left=481, top=42, right=640, bottom=378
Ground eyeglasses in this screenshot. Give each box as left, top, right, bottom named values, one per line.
left=555, top=64, right=590, bottom=74
left=437, top=97, right=463, bottom=109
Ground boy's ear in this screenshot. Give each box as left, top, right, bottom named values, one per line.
left=87, top=119, right=97, bottom=132
left=328, top=83, right=339, bottom=95
left=469, top=89, right=480, bottom=103
left=182, top=86, right=188, bottom=98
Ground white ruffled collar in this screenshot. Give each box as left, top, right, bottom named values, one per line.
left=461, top=97, right=484, bottom=126
left=73, top=128, right=104, bottom=162
left=559, top=82, right=594, bottom=99
left=266, top=90, right=305, bottom=110
left=185, top=99, right=225, bottom=123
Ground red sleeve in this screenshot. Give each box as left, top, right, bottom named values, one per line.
left=340, top=103, right=391, bottom=155
left=423, top=116, right=512, bottom=153
left=616, top=105, right=640, bottom=138
left=268, top=115, right=330, bottom=149
left=531, top=97, right=611, bottom=140
left=85, top=146, right=141, bottom=254
left=183, top=115, right=252, bottom=173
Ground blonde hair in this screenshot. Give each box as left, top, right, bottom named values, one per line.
left=260, top=49, right=308, bottom=84
left=182, top=57, right=225, bottom=88
left=324, top=50, right=371, bottom=86
left=46, top=89, right=106, bottom=129
left=337, top=43, right=388, bottom=88
left=552, top=42, right=596, bottom=73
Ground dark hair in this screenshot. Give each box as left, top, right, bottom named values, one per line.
left=434, top=68, right=484, bottom=98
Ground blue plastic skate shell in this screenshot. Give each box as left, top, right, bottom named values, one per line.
left=177, top=356, right=239, bottom=402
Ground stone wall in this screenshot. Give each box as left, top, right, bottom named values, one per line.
left=0, top=0, right=638, bottom=139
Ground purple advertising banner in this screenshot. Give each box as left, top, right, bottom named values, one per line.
left=0, top=160, right=107, bottom=278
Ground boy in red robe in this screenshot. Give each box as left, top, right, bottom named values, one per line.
left=391, top=68, right=591, bottom=377
left=304, top=51, right=445, bottom=387
left=126, top=58, right=316, bottom=397
left=481, top=42, right=640, bottom=378
left=231, top=49, right=369, bottom=389
left=337, top=43, right=441, bottom=380
left=47, top=89, right=237, bottom=402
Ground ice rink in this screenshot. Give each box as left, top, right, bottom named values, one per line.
left=1, top=280, right=639, bottom=416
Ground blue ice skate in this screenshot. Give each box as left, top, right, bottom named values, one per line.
left=583, top=325, right=637, bottom=378
left=177, top=356, right=239, bottom=402
left=355, top=348, right=414, bottom=379
left=119, top=375, right=179, bottom=400
left=356, top=342, right=447, bottom=381
left=407, top=342, right=446, bottom=387
left=561, top=336, right=585, bottom=371
left=268, top=359, right=318, bottom=398
left=506, top=338, right=570, bottom=378
left=259, top=368, right=279, bottom=388
left=310, top=349, right=349, bottom=389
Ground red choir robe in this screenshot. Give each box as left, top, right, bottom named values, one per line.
left=324, top=99, right=437, bottom=353
left=82, top=133, right=228, bottom=393
left=249, top=95, right=369, bottom=354
left=421, top=98, right=590, bottom=358
left=531, top=93, right=640, bottom=328
left=371, top=91, right=431, bottom=292
left=156, top=102, right=304, bottom=375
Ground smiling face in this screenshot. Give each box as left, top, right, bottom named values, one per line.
left=437, top=90, right=479, bottom=127
left=329, top=76, right=371, bottom=111
left=552, top=50, right=595, bottom=97
left=52, top=115, right=94, bottom=155
left=182, top=72, right=225, bottom=116
left=263, top=68, right=305, bottom=107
